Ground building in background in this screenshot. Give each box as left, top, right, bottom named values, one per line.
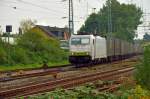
left=32, top=25, right=70, bottom=40
left=30, top=25, right=70, bottom=49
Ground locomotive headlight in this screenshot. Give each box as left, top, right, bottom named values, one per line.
left=86, top=52, right=89, bottom=55
left=71, top=52, right=74, bottom=55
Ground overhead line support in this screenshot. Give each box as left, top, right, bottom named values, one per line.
left=69, top=0, right=74, bottom=35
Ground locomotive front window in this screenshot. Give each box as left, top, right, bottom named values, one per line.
left=71, top=38, right=81, bottom=45
left=81, top=38, right=90, bottom=44
left=71, top=38, right=90, bottom=45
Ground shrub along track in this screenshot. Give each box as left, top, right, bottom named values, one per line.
left=0, top=66, right=135, bottom=98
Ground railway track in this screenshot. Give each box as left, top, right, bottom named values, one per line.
left=0, top=64, right=71, bottom=74
left=0, top=64, right=72, bottom=82
left=97, top=79, right=125, bottom=92
left=0, top=66, right=135, bottom=98
left=0, top=56, right=138, bottom=91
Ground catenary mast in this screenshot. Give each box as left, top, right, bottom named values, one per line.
left=69, top=0, right=74, bottom=35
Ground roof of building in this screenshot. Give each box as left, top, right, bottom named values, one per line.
left=36, top=25, right=68, bottom=31
left=36, top=25, right=56, bottom=37
left=35, top=25, right=70, bottom=40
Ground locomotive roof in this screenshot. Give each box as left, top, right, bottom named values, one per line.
left=71, top=34, right=94, bottom=38
left=71, top=34, right=104, bottom=39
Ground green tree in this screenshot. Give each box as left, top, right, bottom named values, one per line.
left=79, top=0, right=143, bottom=42
left=80, top=13, right=101, bottom=35
left=19, top=19, right=37, bottom=34
left=136, top=45, right=150, bottom=90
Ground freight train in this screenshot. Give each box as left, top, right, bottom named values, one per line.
left=69, top=34, right=142, bottom=65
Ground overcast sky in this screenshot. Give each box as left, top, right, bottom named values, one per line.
left=0, top=0, right=150, bottom=39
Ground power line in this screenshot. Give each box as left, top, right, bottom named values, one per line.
left=19, top=0, right=68, bottom=14
left=2, top=0, right=68, bottom=15
left=0, top=4, right=65, bottom=19
left=3, top=0, right=86, bottom=19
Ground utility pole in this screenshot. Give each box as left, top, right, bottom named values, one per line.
left=107, top=0, right=112, bottom=36
left=107, top=0, right=113, bottom=62
left=86, top=2, right=89, bottom=18
left=69, top=0, right=74, bottom=35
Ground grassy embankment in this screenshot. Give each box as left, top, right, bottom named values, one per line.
left=0, top=60, right=69, bottom=71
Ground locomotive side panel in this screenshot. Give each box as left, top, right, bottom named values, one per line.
left=94, top=36, right=107, bottom=59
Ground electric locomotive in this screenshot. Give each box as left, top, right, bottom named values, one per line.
left=69, top=34, right=142, bottom=65
left=69, top=34, right=107, bottom=64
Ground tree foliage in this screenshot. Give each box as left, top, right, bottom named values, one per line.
left=80, top=13, right=100, bottom=34
left=19, top=19, right=37, bottom=34
left=136, top=45, right=150, bottom=90
left=79, top=0, right=143, bottom=42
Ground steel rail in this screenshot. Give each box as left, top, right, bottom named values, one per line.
left=0, top=66, right=134, bottom=98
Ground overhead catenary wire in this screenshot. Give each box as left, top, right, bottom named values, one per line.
left=1, top=0, right=102, bottom=18
left=16, top=0, right=68, bottom=14
left=0, top=5, right=84, bottom=22
left=0, top=4, right=66, bottom=20
left=2, top=0, right=87, bottom=19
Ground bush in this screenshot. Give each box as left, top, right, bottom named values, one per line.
left=0, top=29, right=68, bottom=69
left=136, top=45, right=150, bottom=90
left=16, top=30, right=68, bottom=64
left=0, top=40, right=8, bottom=64
left=25, top=85, right=150, bottom=99
left=10, top=47, right=30, bottom=64
left=0, top=47, right=7, bottom=64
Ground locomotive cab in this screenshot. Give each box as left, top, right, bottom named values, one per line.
left=69, top=35, right=94, bottom=64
